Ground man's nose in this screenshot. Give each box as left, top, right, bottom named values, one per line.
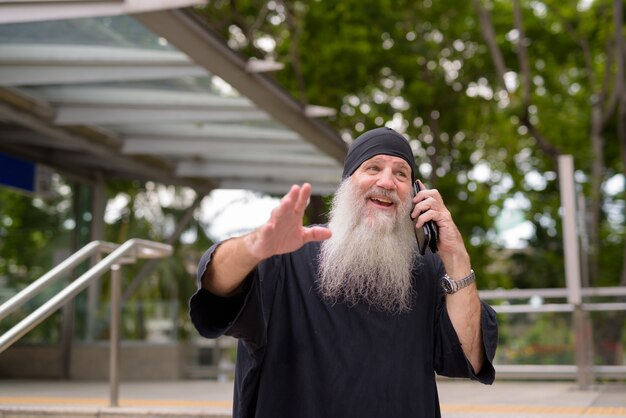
left=376, top=168, right=396, bottom=189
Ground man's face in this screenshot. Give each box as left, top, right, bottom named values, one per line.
left=318, top=154, right=418, bottom=314
left=350, top=154, right=413, bottom=225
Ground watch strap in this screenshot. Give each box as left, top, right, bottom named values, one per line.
left=442, top=269, right=475, bottom=294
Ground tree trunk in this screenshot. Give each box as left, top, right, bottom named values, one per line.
left=588, top=105, right=604, bottom=286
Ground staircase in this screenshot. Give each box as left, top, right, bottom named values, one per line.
left=0, top=240, right=237, bottom=417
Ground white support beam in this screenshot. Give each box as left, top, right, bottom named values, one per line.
left=123, top=137, right=315, bottom=154
left=194, top=153, right=337, bottom=167
left=22, top=86, right=256, bottom=109
left=1, top=65, right=206, bottom=87
left=0, top=0, right=207, bottom=24
left=177, top=161, right=342, bottom=183
left=196, top=153, right=339, bottom=167
left=116, top=123, right=302, bottom=141
left=122, top=138, right=329, bottom=160
left=0, top=45, right=208, bottom=86
left=0, top=45, right=194, bottom=64
left=55, top=107, right=270, bottom=125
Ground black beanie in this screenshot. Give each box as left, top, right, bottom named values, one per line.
left=342, top=127, right=416, bottom=181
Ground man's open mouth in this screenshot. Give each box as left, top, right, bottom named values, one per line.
left=369, top=196, right=394, bottom=207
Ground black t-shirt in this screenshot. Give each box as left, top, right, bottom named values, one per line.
left=190, top=240, right=497, bottom=418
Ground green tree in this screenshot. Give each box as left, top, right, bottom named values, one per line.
left=0, top=179, right=214, bottom=343
left=197, top=0, right=626, bottom=363
left=0, top=177, right=74, bottom=342
left=91, top=180, right=213, bottom=341
left=198, top=0, right=625, bottom=286
left=199, top=0, right=514, bottom=288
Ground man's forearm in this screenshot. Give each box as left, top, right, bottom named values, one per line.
left=440, top=251, right=485, bottom=373
left=202, top=233, right=263, bottom=297
left=446, top=284, right=485, bottom=373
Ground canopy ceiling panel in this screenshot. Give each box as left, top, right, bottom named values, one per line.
left=0, top=1, right=347, bottom=196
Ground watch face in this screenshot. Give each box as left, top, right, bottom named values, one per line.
left=442, top=278, right=453, bottom=294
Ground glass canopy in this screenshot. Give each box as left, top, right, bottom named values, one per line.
left=0, top=2, right=346, bottom=196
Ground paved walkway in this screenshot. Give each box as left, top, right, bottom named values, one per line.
left=0, top=378, right=625, bottom=417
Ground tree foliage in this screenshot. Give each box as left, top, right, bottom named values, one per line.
left=197, top=0, right=626, bottom=292
left=0, top=179, right=75, bottom=342
left=0, top=178, right=213, bottom=342
left=197, top=0, right=626, bottom=364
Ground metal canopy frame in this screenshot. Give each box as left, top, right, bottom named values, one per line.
left=0, top=0, right=347, bottom=196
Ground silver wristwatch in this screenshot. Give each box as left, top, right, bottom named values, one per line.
left=441, top=269, right=475, bottom=294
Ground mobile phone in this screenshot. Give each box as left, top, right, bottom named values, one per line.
left=412, top=180, right=439, bottom=255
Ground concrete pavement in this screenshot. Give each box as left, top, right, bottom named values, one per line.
left=0, top=378, right=625, bottom=417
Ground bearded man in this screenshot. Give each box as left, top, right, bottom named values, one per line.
left=190, top=127, right=498, bottom=418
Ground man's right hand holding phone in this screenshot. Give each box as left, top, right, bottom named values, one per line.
left=411, top=180, right=439, bottom=255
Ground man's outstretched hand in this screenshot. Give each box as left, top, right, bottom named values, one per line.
left=245, top=183, right=332, bottom=260
left=204, top=183, right=332, bottom=296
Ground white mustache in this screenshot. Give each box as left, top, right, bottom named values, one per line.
left=363, top=187, right=400, bottom=205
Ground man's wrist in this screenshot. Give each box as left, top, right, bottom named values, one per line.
left=440, top=251, right=471, bottom=280
left=243, top=230, right=268, bottom=262
left=442, top=269, right=476, bottom=294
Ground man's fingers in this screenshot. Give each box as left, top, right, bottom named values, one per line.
left=411, top=196, right=437, bottom=220
left=276, top=184, right=311, bottom=218
left=302, top=226, right=332, bottom=243
left=293, top=183, right=312, bottom=214
left=284, top=184, right=301, bottom=205
left=273, top=184, right=300, bottom=219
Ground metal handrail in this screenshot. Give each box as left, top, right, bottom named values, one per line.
left=481, top=286, right=626, bottom=383
left=0, top=240, right=119, bottom=321
left=0, top=238, right=172, bottom=407
left=480, top=286, right=626, bottom=314
left=0, top=238, right=172, bottom=354
left=480, top=286, right=626, bottom=300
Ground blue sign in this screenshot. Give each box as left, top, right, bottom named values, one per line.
left=0, top=152, right=52, bottom=196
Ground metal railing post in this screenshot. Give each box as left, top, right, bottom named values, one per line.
left=573, top=306, right=594, bottom=388
left=109, top=264, right=121, bottom=407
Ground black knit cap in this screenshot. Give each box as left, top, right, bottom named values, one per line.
left=342, top=127, right=417, bottom=181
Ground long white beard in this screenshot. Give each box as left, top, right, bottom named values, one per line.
left=317, top=178, right=419, bottom=314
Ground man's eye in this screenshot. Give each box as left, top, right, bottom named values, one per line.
left=367, top=166, right=380, bottom=172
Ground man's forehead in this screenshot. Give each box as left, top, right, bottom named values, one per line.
left=342, top=127, right=416, bottom=180
left=363, top=154, right=411, bottom=169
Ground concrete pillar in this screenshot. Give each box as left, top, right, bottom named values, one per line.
left=558, top=155, right=593, bottom=388
left=86, top=172, right=106, bottom=341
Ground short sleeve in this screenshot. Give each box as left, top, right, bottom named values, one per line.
left=188, top=242, right=251, bottom=337
left=188, top=242, right=282, bottom=356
